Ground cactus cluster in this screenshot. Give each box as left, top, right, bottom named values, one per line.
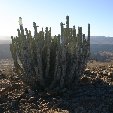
left=10, top=16, right=90, bottom=91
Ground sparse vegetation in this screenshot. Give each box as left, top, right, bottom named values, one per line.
left=1, top=59, right=113, bottom=112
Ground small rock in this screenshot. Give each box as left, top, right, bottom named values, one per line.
left=28, top=97, right=35, bottom=102
left=108, top=72, right=113, bottom=76
left=0, top=70, right=2, bottom=74
left=102, top=70, right=108, bottom=75
left=80, top=76, right=91, bottom=85
left=84, top=68, right=90, bottom=75
left=20, top=99, right=27, bottom=104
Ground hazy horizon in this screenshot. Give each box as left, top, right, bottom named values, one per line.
left=0, top=35, right=113, bottom=41
left=1, top=36, right=113, bottom=45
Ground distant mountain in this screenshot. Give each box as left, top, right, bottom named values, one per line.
left=90, top=36, right=113, bottom=44
left=1, top=36, right=113, bottom=44
left=0, top=40, right=11, bottom=44
left=0, top=44, right=11, bottom=59
left=91, top=44, right=113, bottom=53
left=0, top=36, right=11, bottom=44
left=90, top=36, right=113, bottom=61
left=0, top=36, right=113, bottom=61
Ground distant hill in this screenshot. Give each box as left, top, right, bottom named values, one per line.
left=90, top=44, right=113, bottom=53
left=0, top=36, right=113, bottom=61
left=0, top=44, right=11, bottom=59
left=90, top=36, right=113, bottom=61
left=1, top=36, right=113, bottom=44
left=90, top=36, right=113, bottom=44
left=0, top=40, right=11, bottom=44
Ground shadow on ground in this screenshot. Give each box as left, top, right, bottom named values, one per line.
left=1, top=72, right=113, bottom=113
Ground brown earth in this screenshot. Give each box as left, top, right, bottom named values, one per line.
left=1, top=59, right=113, bottom=113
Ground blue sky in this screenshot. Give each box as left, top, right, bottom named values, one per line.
left=0, top=0, right=113, bottom=40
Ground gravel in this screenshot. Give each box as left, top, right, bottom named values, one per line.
left=1, top=59, right=113, bottom=113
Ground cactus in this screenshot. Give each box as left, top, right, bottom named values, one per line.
left=10, top=16, right=90, bottom=91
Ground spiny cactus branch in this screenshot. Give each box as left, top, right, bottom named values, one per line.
left=10, top=16, right=90, bottom=91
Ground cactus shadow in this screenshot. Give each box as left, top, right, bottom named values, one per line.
left=33, top=77, right=113, bottom=113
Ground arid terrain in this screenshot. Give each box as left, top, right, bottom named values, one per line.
left=0, top=59, right=113, bottom=113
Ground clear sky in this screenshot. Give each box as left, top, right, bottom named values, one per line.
left=0, top=0, right=113, bottom=40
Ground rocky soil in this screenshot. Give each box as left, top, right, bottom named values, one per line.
left=1, top=59, right=113, bottom=113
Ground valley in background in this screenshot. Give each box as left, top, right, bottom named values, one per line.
left=0, top=36, right=113, bottom=61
